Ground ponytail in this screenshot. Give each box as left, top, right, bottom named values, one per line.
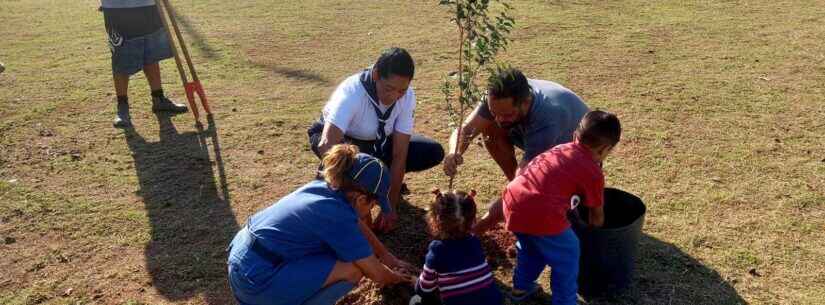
left=322, top=144, right=359, bottom=189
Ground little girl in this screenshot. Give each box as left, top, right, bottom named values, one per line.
left=410, top=189, right=503, bottom=305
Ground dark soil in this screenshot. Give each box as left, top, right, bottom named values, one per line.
left=337, top=223, right=517, bottom=305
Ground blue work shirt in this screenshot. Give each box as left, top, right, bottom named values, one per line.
left=479, top=79, right=589, bottom=162
left=228, top=180, right=373, bottom=281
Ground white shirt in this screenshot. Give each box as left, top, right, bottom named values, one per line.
left=322, top=73, right=416, bottom=141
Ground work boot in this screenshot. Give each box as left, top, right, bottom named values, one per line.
left=152, top=95, right=188, bottom=114
left=113, top=100, right=132, bottom=128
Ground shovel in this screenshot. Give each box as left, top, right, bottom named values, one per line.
left=155, top=0, right=211, bottom=123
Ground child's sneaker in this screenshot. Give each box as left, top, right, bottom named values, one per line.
left=507, top=284, right=541, bottom=303
left=113, top=100, right=132, bottom=128
left=151, top=95, right=188, bottom=114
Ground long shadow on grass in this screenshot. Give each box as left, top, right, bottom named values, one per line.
left=249, top=61, right=331, bottom=85
left=507, top=233, right=748, bottom=305
left=576, top=234, right=748, bottom=305
left=125, top=113, right=237, bottom=305
left=168, top=7, right=220, bottom=60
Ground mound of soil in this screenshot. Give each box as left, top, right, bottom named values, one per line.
left=479, top=226, right=517, bottom=269
left=337, top=225, right=517, bottom=305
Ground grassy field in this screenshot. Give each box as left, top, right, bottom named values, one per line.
left=1, top=0, right=824, bottom=304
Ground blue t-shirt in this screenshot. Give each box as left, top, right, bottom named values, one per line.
left=479, top=79, right=589, bottom=162
left=231, top=180, right=373, bottom=268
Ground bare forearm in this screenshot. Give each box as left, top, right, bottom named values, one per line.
left=318, top=140, right=335, bottom=157
left=355, top=256, right=401, bottom=285
left=482, top=127, right=517, bottom=181
left=473, top=197, right=506, bottom=235
left=359, top=220, right=390, bottom=258
left=318, top=123, right=345, bottom=156
left=487, top=198, right=505, bottom=224
left=389, top=134, right=410, bottom=207
left=493, top=148, right=518, bottom=181
left=448, top=128, right=465, bottom=155
left=449, top=125, right=478, bottom=155
left=389, top=161, right=405, bottom=205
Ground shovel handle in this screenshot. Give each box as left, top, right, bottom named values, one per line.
left=159, top=0, right=200, bottom=82
left=154, top=2, right=188, bottom=86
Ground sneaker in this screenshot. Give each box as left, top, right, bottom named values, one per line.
left=113, top=101, right=132, bottom=128
left=152, top=95, right=188, bottom=113
left=507, top=284, right=541, bottom=303
left=113, top=114, right=132, bottom=128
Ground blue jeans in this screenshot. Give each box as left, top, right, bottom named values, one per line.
left=227, top=228, right=348, bottom=305
left=513, top=229, right=580, bottom=305
left=108, top=29, right=173, bottom=75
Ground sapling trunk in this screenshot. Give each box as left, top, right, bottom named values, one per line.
left=439, top=0, right=514, bottom=190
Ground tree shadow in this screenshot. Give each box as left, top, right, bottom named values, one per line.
left=477, top=187, right=746, bottom=305
left=168, top=7, right=220, bottom=60
left=124, top=113, right=237, bottom=305
left=165, top=5, right=331, bottom=85
left=249, top=61, right=331, bottom=85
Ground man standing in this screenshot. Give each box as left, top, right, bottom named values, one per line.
left=101, top=0, right=187, bottom=128
left=308, top=48, right=445, bottom=231
left=442, top=67, right=590, bottom=233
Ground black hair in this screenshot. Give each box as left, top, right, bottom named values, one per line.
left=487, top=66, right=531, bottom=106
left=374, top=47, right=415, bottom=80
left=575, top=110, right=622, bottom=149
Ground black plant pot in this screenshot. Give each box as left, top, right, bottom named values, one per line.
left=570, top=188, right=646, bottom=297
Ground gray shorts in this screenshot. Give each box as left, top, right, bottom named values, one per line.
left=108, top=28, right=173, bottom=75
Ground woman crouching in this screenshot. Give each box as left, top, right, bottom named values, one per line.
left=227, top=144, right=415, bottom=305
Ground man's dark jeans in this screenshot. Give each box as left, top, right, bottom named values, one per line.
left=307, top=121, right=444, bottom=172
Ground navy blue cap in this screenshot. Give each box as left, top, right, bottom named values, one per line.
left=348, top=153, right=392, bottom=214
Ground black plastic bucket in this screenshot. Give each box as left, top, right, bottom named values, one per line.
left=570, top=188, right=646, bottom=297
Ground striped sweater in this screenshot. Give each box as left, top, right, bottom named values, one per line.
left=412, top=236, right=503, bottom=305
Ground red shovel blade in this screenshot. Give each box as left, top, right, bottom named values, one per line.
left=185, top=80, right=211, bottom=118
left=184, top=82, right=201, bottom=120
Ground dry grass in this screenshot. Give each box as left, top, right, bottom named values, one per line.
left=1, top=0, right=824, bottom=304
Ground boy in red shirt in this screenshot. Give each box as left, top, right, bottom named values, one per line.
left=502, top=110, right=621, bottom=304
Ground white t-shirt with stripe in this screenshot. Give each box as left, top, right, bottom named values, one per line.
left=322, top=72, right=416, bottom=141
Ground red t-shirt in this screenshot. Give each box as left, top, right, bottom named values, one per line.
left=503, top=141, right=605, bottom=236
